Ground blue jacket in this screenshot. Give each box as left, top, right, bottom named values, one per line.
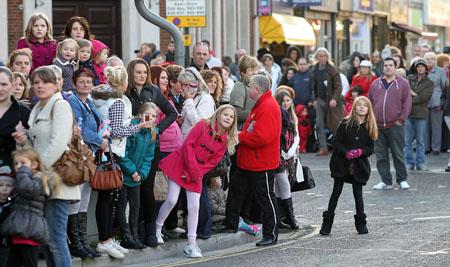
left=67, top=93, right=103, bottom=152
left=289, top=70, right=312, bottom=106
left=119, top=119, right=157, bottom=187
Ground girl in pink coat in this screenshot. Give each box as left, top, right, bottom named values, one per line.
left=155, top=104, right=239, bottom=258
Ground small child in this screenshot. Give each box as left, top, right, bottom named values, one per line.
left=295, top=104, right=312, bottom=153
left=91, top=40, right=109, bottom=85
left=54, top=38, right=79, bottom=92
left=207, top=177, right=260, bottom=235
left=345, top=86, right=363, bottom=116
left=76, top=39, right=100, bottom=86
left=1, top=148, right=58, bottom=266
left=17, top=13, right=57, bottom=73
left=0, top=166, right=14, bottom=266
left=117, top=102, right=158, bottom=249
left=320, top=96, right=378, bottom=236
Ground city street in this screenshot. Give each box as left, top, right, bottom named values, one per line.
left=149, top=152, right=450, bottom=267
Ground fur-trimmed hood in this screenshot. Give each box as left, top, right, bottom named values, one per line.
left=91, top=84, right=122, bottom=100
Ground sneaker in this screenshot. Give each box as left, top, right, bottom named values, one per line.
left=416, top=165, right=428, bottom=171
left=400, top=181, right=410, bottom=189
left=96, top=241, right=125, bottom=259
left=111, top=239, right=129, bottom=254
left=406, top=164, right=415, bottom=171
left=184, top=244, right=203, bottom=258
left=372, top=182, right=393, bottom=190
left=169, top=227, right=186, bottom=234
left=156, top=231, right=164, bottom=244
left=445, top=166, right=450, bottom=172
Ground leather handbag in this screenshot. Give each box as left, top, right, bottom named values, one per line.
left=290, top=156, right=315, bottom=192
left=89, top=142, right=123, bottom=190
left=52, top=112, right=96, bottom=186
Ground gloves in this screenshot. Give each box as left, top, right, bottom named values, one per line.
left=345, top=149, right=363, bottom=160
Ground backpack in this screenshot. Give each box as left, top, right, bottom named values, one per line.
left=51, top=100, right=96, bottom=186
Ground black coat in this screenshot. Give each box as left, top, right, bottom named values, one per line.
left=0, top=97, right=30, bottom=167
left=0, top=166, right=48, bottom=244
left=126, top=84, right=177, bottom=134
left=329, top=119, right=374, bottom=185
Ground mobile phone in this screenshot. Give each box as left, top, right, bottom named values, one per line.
left=144, top=114, right=150, bottom=122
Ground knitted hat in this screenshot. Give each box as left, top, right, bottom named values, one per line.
left=91, top=40, right=109, bottom=59
left=414, top=59, right=428, bottom=72
left=0, top=166, right=14, bottom=183
left=360, top=60, right=372, bottom=68
left=275, top=85, right=295, bottom=99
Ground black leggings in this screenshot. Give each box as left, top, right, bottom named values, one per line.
left=327, top=179, right=364, bottom=215
left=139, top=147, right=160, bottom=224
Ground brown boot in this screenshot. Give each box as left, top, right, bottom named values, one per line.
left=316, top=148, right=328, bottom=156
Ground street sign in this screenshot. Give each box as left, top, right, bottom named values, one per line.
left=183, top=34, right=192, bottom=46
left=166, top=0, right=206, bottom=28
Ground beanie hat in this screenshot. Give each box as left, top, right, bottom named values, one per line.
left=0, top=166, right=14, bottom=183
left=414, top=59, right=428, bottom=72
left=91, top=40, right=109, bottom=59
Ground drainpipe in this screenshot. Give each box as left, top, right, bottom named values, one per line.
left=134, top=0, right=185, bottom=66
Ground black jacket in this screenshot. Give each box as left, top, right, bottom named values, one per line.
left=0, top=166, right=48, bottom=244
left=169, top=91, right=185, bottom=114
left=329, top=119, right=374, bottom=185
left=0, top=97, right=30, bottom=167
left=126, top=84, right=177, bottom=134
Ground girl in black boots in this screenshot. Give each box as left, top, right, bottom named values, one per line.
left=320, top=96, right=378, bottom=235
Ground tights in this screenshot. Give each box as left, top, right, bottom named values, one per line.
left=327, top=179, right=364, bottom=215
left=274, top=170, right=291, bottom=200
left=156, top=179, right=200, bottom=246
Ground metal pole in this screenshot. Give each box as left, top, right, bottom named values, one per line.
left=135, top=0, right=185, bottom=66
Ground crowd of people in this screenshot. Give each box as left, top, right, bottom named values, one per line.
left=0, top=12, right=450, bottom=266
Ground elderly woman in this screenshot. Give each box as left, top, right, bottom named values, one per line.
left=12, top=66, right=80, bottom=267
left=0, top=67, right=30, bottom=169
left=66, top=68, right=105, bottom=259
left=92, top=65, right=152, bottom=258
left=126, top=58, right=177, bottom=247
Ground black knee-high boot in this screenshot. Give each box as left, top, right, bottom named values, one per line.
left=354, top=213, right=368, bottom=234
left=78, top=212, right=101, bottom=257
left=67, top=214, right=93, bottom=259
left=277, top=198, right=290, bottom=229
left=280, top=198, right=299, bottom=230
left=319, top=211, right=334, bottom=235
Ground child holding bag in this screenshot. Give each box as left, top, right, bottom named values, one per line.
left=320, top=96, right=378, bottom=236
left=155, top=105, right=239, bottom=258
left=117, top=102, right=158, bottom=249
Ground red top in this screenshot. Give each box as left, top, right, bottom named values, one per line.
left=17, top=37, right=57, bottom=74
left=12, top=236, right=39, bottom=246
left=345, top=74, right=377, bottom=103
left=159, top=120, right=227, bottom=193
left=238, top=91, right=281, bottom=171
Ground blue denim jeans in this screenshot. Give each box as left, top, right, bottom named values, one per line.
left=44, top=199, right=71, bottom=267
left=197, top=184, right=211, bottom=238
left=374, top=124, right=408, bottom=185
left=404, top=118, right=427, bottom=168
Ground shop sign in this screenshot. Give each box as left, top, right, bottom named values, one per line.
left=272, top=0, right=322, bottom=8
left=166, top=0, right=206, bottom=28
left=309, top=0, right=338, bottom=13
left=374, top=0, right=389, bottom=13
left=258, top=0, right=272, bottom=16
left=424, top=0, right=450, bottom=27
left=389, top=0, right=408, bottom=24
left=357, top=0, right=374, bottom=13
left=408, top=8, right=423, bottom=29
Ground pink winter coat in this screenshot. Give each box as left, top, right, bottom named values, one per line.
left=158, top=100, right=183, bottom=152
left=17, top=37, right=57, bottom=73
left=159, top=120, right=227, bottom=193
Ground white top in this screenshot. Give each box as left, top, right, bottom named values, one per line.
left=181, top=92, right=215, bottom=139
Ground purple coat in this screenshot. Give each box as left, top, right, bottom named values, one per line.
left=17, top=38, right=57, bottom=73
left=368, top=75, right=412, bottom=129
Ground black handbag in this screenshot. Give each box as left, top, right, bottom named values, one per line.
left=204, top=152, right=231, bottom=180
left=290, top=157, right=315, bottom=192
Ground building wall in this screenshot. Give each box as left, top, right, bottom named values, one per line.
left=7, top=0, right=24, bottom=57
left=0, top=0, right=8, bottom=62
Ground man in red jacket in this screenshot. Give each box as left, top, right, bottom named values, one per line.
left=225, top=74, right=281, bottom=246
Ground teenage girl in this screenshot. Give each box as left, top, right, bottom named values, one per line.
left=320, top=96, right=378, bottom=235
left=274, top=86, right=299, bottom=230
left=117, top=102, right=158, bottom=250
left=155, top=105, right=239, bottom=258
left=2, top=147, right=59, bottom=266
left=17, top=13, right=57, bottom=73
left=54, top=38, right=79, bottom=92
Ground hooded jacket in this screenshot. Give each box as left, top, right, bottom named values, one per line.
left=368, top=75, right=412, bottom=129
left=407, top=74, right=434, bottom=119
left=91, top=40, right=109, bottom=84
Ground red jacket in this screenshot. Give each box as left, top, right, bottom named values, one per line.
left=238, top=91, right=281, bottom=171
left=295, top=104, right=312, bottom=139
left=345, top=74, right=377, bottom=103
left=159, top=120, right=227, bottom=193
left=17, top=37, right=57, bottom=73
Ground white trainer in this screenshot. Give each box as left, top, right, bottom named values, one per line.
left=96, top=241, right=125, bottom=259
left=111, top=239, right=129, bottom=254
left=184, top=244, right=203, bottom=258
left=372, top=182, right=393, bottom=190
left=400, top=181, right=410, bottom=189
left=169, top=227, right=186, bottom=234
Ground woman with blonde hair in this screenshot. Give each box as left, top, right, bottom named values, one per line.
left=92, top=65, right=152, bottom=259
left=320, top=96, right=377, bottom=236
left=201, top=69, right=222, bottom=107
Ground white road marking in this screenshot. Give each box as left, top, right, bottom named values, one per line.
left=438, top=185, right=447, bottom=188
left=411, top=216, right=450, bottom=221
left=306, top=193, right=315, bottom=196
left=343, top=210, right=354, bottom=214
left=393, top=207, right=404, bottom=210
left=367, top=204, right=376, bottom=206
left=363, top=191, right=372, bottom=194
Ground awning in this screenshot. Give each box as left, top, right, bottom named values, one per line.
left=259, top=13, right=316, bottom=46
left=391, top=22, right=422, bottom=36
